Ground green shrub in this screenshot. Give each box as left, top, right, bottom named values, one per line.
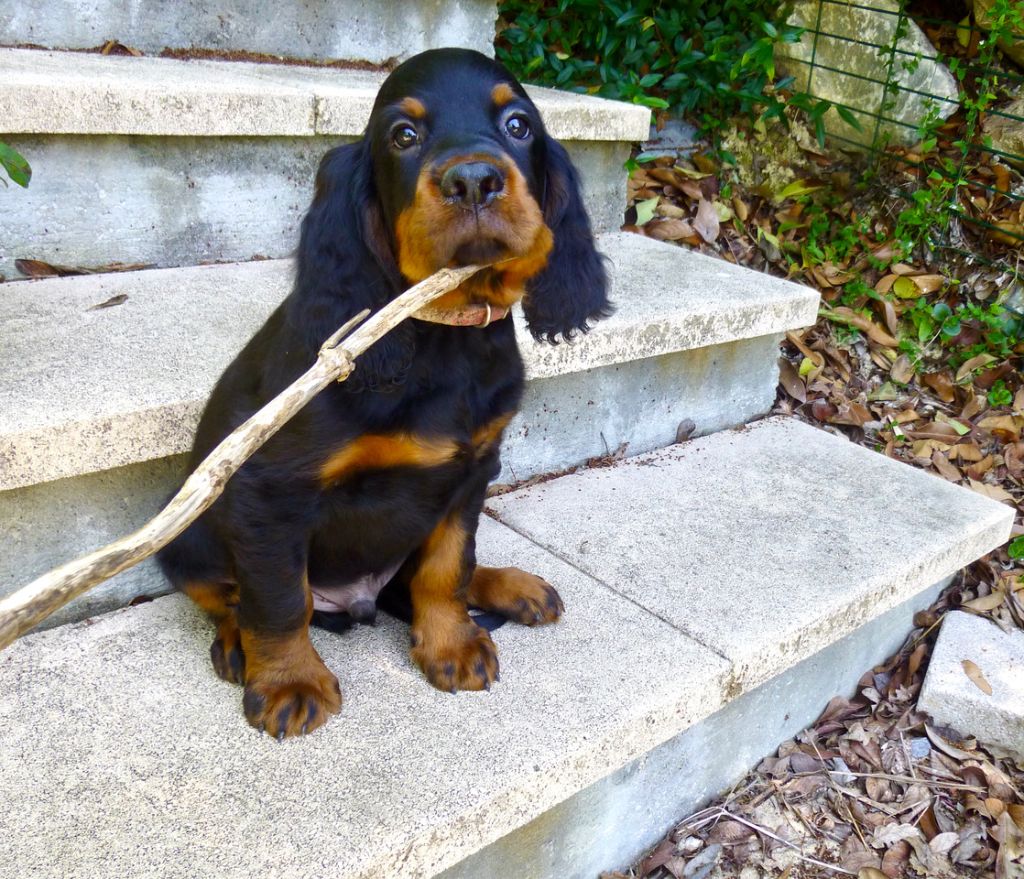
left=496, top=0, right=800, bottom=131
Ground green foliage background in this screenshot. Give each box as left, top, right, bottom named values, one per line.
left=495, top=0, right=800, bottom=131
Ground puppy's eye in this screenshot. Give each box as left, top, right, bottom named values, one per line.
left=505, top=114, right=531, bottom=140
left=392, top=125, right=419, bottom=150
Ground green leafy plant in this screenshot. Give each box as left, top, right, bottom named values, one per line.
left=0, top=142, right=30, bottom=188
left=496, top=0, right=802, bottom=132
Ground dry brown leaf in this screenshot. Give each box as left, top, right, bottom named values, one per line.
left=693, top=198, right=720, bottom=243
left=967, top=455, right=996, bottom=480
left=962, top=591, right=1005, bottom=612
left=880, top=840, right=910, bottom=878
left=962, top=394, right=986, bottom=420
left=932, top=451, right=963, bottom=482
left=910, top=274, right=946, bottom=293
left=829, top=307, right=900, bottom=347
left=876, top=274, right=898, bottom=294
left=647, top=219, right=696, bottom=241
left=987, top=798, right=1007, bottom=818
left=956, top=354, right=998, bottom=384
left=979, top=415, right=1024, bottom=442
left=922, top=371, right=956, bottom=403
left=859, top=868, right=889, bottom=879
left=877, top=298, right=900, bottom=337
left=1004, top=443, right=1024, bottom=482
left=891, top=354, right=915, bottom=384
left=706, top=819, right=754, bottom=845
left=961, top=659, right=993, bottom=695
left=950, top=441, right=984, bottom=462
left=778, top=358, right=807, bottom=403
left=655, top=202, right=686, bottom=219
left=968, top=479, right=1014, bottom=503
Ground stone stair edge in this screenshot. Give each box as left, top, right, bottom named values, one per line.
left=0, top=46, right=652, bottom=140
left=0, top=515, right=734, bottom=878
left=484, top=416, right=1015, bottom=694
left=0, top=233, right=820, bottom=492
left=0, top=417, right=1011, bottom=878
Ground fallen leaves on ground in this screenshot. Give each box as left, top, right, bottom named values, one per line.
left=615, top=12, right=1024, bottom=878
left=613, top=589, right=1024, bottom=879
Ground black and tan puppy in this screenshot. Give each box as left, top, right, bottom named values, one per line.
left=158, top=48, right=610, bottom=737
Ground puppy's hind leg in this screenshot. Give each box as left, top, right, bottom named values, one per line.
left=158, top=518, right=246, bottom=684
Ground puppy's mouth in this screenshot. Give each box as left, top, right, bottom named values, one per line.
left=451, top=237, right=508, bottom=267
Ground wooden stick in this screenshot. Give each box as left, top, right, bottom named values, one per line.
left=0, top=264, right=484, bottom=651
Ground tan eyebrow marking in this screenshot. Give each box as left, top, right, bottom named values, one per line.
left=398, top=96, right=427, bottom=119
left=491, top=82, right=517, bottom=107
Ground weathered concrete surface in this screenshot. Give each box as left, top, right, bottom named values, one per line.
left=487, top=418, right=1013, bottom=691
left=919, top=611, right=1024, bottom=757
left=0, top=0, right=497, bottom=64
left=0, top=417, right=998, bottom=879
left=0, top=518, right=731, bottom=879
left=776, top=0, right=958, bottom=147
left=0, top=233, right=819, bottom=491
left=2, top=456, right=187, bottom=629
left=503, top=334, right=783, bottom=484
left=444, top=576, right=950, bottom=879
left=1, top=333, right=783, bottom=625
left=0, top=48, right=651, bottom=140
left=0, top=134, right=629, bottom=275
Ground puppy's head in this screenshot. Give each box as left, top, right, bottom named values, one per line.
left=365, top=49, right=611, bottom=340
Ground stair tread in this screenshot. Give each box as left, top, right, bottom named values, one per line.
left=0, top=46, right=651, bottom=141
left=487, top=417, right=1013, bottom=691
left=0, top=418, right=1009, bottom=878
left=0, top=232, right=818, bottom=491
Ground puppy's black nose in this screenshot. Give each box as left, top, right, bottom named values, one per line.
left=440, top=162, right=505, bottom=207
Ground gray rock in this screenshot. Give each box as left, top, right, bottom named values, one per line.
left=972, top=0, right=1024, bottom=67
left=776, top=0, right=959, bottom=148
left=919, top=611, right=1024, bottom=758
left=983, top=97, right=1024, bottom=167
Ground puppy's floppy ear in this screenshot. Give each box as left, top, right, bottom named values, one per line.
left=288, top=141, right=413, bottom=392
left=522, top=136, right=612, bottom=343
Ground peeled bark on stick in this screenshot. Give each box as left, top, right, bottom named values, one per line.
left=0, top=263, right=484, bottom=652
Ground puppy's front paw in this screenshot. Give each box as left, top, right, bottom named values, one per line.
left=411, top=617, right=499, bottom=693
left=239, top=630, right=342, bottom=738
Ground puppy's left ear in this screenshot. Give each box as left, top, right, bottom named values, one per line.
left=523, top=136, right=612, bottom=343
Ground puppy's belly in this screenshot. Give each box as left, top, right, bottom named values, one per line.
left=310, top=559, right=405, bottom=614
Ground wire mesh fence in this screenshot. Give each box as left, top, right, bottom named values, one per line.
left=780, top=0, right=1024, bottom=265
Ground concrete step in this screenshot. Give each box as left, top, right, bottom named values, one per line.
left=0, top=418, right=1011, bottom=879
left=1, top=0, right=497, bottom=66
left=919, top=611, right=1024, bottom=757
left=0, top=47, right=650, bottom=277
left=0, top=232, right=819, bottom=625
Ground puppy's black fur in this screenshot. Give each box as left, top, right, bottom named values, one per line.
left=158, top=48, right=609, bottom=737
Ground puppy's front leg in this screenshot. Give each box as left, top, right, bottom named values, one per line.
left=232, top=518, right=342, bottom=738
left=408, top=512, right=499, bottom=692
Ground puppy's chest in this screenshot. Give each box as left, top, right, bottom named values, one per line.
left=318, top=378, right=516, bottom=488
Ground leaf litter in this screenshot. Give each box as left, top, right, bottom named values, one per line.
left=610, top=14, right=1024, bottom=878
